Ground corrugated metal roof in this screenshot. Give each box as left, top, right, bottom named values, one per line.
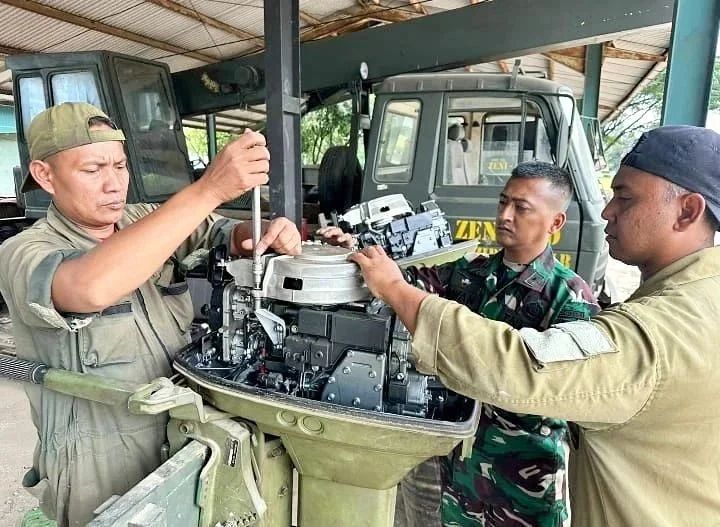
left=0, top=1, right=672, bottom=129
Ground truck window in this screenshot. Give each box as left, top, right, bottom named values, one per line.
left=114, top=58, right=190, bottom=198
left=375, top=99, right=421, bottom=183
left=51, top=72, right=102, bottom=109
left=441, top=96, right=552, bottom=187
left=17, top=76, right=46, bottom=137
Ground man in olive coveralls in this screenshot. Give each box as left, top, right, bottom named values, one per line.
left=0, top=103, right=302, bottom=527
left=351, top=125, right=720, bottom=527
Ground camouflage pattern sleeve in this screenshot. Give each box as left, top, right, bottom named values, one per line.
left=552, top=275, right=601, bottom=324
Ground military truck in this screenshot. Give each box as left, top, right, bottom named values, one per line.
left=0, top=49, right=617, bottom=527
left=356, top=72, right=610, bottom=297
left=5, top=51, right=611, bottom=303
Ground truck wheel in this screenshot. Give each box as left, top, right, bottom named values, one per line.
left=318, top=146, right=362, bottom=214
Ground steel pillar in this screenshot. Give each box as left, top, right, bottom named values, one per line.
left=662, top=0, right=720, bottom=126
left=206, top=113, right=217, bottom=161
left=582, top=44, right=603, bottom=152
left=264, top=0, right=302, bottom=226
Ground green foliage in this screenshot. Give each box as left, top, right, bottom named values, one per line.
left=601, top=58, right=720, bottom=173
left=300, top=101, right=352, bottom=165
left=183, top=127, right=240, bottom=167
left=183, top=100, right=357, bottom=168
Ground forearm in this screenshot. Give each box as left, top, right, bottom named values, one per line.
left=412, top=295, right=657, bottom=426
left=382, top=280, right=429, bottom=333
left=53, top=181, right=221, bottom=312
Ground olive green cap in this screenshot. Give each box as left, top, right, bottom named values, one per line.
left=22, top=102, right=126, bottom=192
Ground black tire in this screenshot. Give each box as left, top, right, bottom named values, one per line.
left=318, top=146, right=362, bottom=214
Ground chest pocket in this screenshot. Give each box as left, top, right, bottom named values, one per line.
left=77, top=303, right=140, bottom=378
left=154, top=259, right=193, bottom=334
left=499, top=290, right=550, bottom=330
left=447, top=267, right=489, bottom=314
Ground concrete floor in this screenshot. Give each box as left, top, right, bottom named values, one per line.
left=0, top=313, right=37, bottom=527
left=0, top=260, right=642, bottom=527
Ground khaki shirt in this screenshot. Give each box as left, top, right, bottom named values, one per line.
left=413, top=246, right=720, bottom=527
left=0, top=202, right=235, bottom=527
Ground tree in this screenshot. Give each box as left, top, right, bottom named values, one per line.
left=184, top=100, right=356, bottom=168
left=602, top=58, right=720, bottom=172
left=300, top=101, right=352, bottom=165
left=183, top=127, right=240, bottom=167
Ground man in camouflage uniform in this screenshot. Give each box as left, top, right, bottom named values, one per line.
left=407, top=162, right=600, bottom=527
left=322, top=161, right=599, bottom=526
left=352, top=125, right=720, bottom=527
left=0, top=103, right=301, bottom=527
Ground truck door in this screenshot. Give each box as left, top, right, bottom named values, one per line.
left=9, top=52, right=194, bottom=217
left=431, top=93, right=581, bottom=270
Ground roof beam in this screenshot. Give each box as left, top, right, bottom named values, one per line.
left=543, top=52, right=585, bottom=74
left=174, top=0, right=674, bottom=115
left=146, top=0, right=262, bottom=46
left=0, top=0, right=215, bottom=62
left=604, top=43, right=667, bottom=62
left=0, top=43, right=28, bottom=56
left=299, top=11, right=322, bottom=25
left=354, top=3, right=416, bottom=23
left=409, top=0, right=428, bottom=15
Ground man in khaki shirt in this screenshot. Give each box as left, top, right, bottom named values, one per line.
left=351, top=125, right=720, bottom=526
left=0, top=103, right=301, bottom=527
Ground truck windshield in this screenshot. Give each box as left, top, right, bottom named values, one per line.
left=114, top=58, right=191, bottom=199
left=442, top=95, right=553, bottom=187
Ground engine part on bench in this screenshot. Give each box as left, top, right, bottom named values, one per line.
left=181, top=245, right=461, bottom=419
left=339, top=194, right=454, bottom=260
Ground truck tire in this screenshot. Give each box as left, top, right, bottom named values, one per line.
left=318, top=146, right=362, bottom=214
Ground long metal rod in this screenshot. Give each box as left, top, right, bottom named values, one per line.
left=252, top=186, right=263, bottom=310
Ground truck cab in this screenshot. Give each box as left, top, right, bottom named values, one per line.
left=361, top=73, right=609, bottom=294
left=7, top=51, right=194, bottom=218
left=5, top=53, right=610, bottom=297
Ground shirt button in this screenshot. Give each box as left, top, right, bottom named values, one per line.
left=540, top=425, right=551, bottom=436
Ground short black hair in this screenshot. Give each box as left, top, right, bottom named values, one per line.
left=510, top=161, right=573, bottom=210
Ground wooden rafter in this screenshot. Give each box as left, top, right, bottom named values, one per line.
left=0, top=43, right=27, bottom=56
left=409, top=0, right=428, bottom=15
left=299, top=11, right=322, bottom=25
left=543, top=52, right=585, bottom=74
left=300, top=14, right=371, bottom=41
left=0, top=0, right=215, bottom=62
left=146, top=0, right=262, bottom=45
left=604, top=43, right=666, bottom=62
left=548, top=44, right=666, bottom=63
left=353, top=3, right=417, bottom=24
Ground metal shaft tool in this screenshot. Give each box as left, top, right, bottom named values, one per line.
left=251, top=186, right=263, bottom=310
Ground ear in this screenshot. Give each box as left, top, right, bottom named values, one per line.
left=28, top=160, right=56, bottom=195
left=675, top=193, right=705, bottom=231
left=548, top=211, right=567, bottom=234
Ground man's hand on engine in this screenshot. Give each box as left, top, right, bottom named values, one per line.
left=349, top=246, right=429, bottom=333
left=232, top=217, right=302, bottom=257
left=317, top=226, right=356, bottom=249
left=348, top=246, right=405, bottom=301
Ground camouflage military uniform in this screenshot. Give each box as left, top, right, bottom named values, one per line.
left=410, top=246, right=599, bottom=527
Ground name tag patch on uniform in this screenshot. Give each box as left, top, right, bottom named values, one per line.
left=519, top=321, right=616, bottom=366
